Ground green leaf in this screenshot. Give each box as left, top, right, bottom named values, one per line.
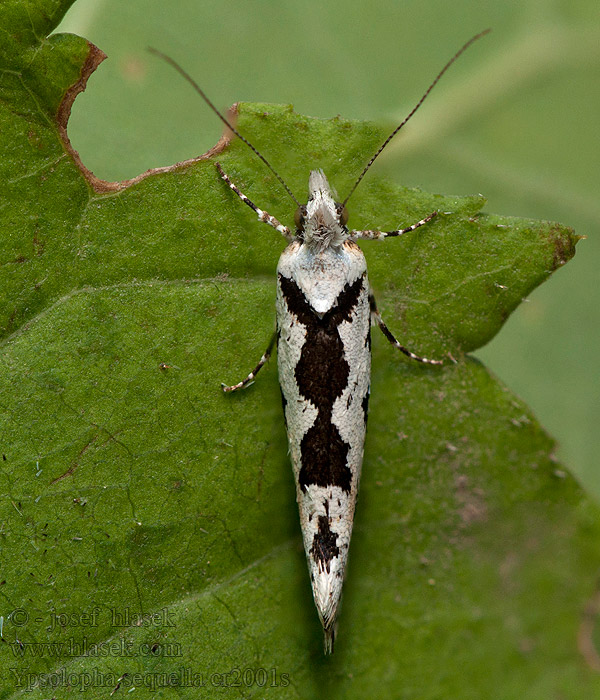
left=1, top=2, right=600, bottom=699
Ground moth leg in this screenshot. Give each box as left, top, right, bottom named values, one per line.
left=221, top=331, right=277, bottom=392
left=369, top=293, right=443, bottom=365
left=350, top=210, right=437, bottom=241
left=216, top=162, right=293, bottom=241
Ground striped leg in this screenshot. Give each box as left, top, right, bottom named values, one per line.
left=369, top=294, right=443, bottom=365
left=350, top=211, right=437, bottom=241
left=216, top=162, right=292, bottom=241
left=221, top=332, right=277, bottom=392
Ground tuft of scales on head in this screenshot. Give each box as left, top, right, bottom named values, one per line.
left=303, top=170, right=348, bottom=250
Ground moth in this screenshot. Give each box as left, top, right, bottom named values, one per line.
left=151, top=29, right=488, bottom=653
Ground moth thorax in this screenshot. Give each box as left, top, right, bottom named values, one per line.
left=303, top=170, right=347, bottom=249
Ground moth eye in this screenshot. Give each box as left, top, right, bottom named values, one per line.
left=336, top=203, right=349, bottom=225
left=294, top=206, right=307, bottom=229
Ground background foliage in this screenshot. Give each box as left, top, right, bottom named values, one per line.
left=58, top=0, right=600, bottom=497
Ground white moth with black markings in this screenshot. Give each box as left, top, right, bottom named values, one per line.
left=150, top=29, right=489, bottom=654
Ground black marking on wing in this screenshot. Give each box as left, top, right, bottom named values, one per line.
left=280, top=389, right=288, bottom=427
left=277, top=328, right=289, bottom=427
left=362, top=389, right=370, bottom=425
left=310, top=515, right=340, bottom=573
left=278, top=273, right=365, bottom=493
left=299, top=418, right=352, bottom=491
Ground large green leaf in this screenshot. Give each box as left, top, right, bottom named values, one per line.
left=1, top=1, right=599, bottom=698
left=55, top=0, right=600, bottom=498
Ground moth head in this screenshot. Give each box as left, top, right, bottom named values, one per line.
left=296, top=170, right=348, bottom=249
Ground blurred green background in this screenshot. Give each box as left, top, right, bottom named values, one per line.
left=57, top=0, right=599, bottom=497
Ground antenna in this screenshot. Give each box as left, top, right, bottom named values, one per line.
left=147, top=47, right=301, bottom=207
left=342, top=29, right=491, bottom=207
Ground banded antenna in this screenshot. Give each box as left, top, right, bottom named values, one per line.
left=147, top=47, right=301, bottom=207
left=341, top=28, right=491, bottom=207
left=149, top=30, right=489, bottom=211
